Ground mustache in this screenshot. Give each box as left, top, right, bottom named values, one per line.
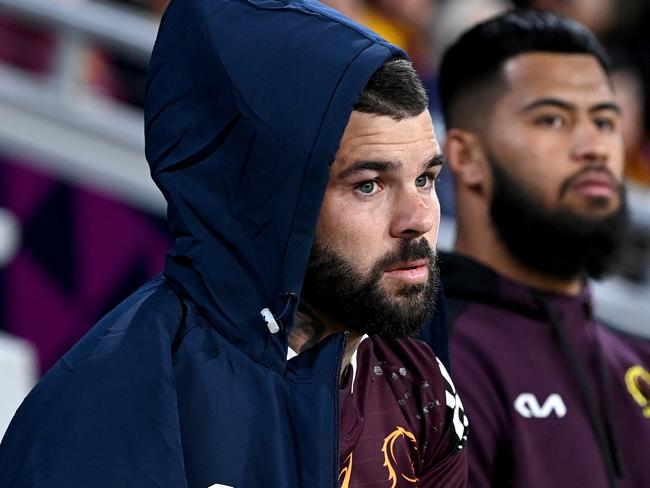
left=558, top=164, right=621, bottom=198
left=372, top=238, right=435, bottom=274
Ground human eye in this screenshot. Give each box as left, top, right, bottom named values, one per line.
left=594, top=115, right=617, bottom=131
left=535, top=113, right=565, bottom=129
left=415, top=172, right=436, bottom=190
left=354, top=179, right=381, bottom=196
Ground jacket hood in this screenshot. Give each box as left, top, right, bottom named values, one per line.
left=144, top=0, right=404, bottom=369
left=439, top=251, right=594, bottom=321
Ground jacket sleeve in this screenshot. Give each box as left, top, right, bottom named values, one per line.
left=0, top=281, right=189, bottom=488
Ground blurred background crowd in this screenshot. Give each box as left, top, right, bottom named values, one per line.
left=0, top=0, right=649, bottom=436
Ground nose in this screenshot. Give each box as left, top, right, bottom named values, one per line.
left=389, top=189, right=438, bottom=239
left=570, top=120, right=610, bottom=166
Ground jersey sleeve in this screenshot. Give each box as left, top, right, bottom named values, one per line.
left=418, top=357, right=469, bottom=487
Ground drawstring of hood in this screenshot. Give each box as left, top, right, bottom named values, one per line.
left=594, top=330, right=626, bottom=479
left=531, top=290, right=624, bottom=488
left=261, top=292, right=298, bottom=334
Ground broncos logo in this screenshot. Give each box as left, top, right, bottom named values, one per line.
left=339, top=453, right=353, bottom=488
left=625, top=365, right=650, bottom=418
left=381, top=426, right=419, bottom=488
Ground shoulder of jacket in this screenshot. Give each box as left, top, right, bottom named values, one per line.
left=58, top=275, right=184, bottom=373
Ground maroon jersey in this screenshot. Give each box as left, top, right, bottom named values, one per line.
left=339, top=336, right=468, bottom=487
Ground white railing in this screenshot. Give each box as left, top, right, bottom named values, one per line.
left=0, top=0, right=156, bottom=61
left=0, top=0, right=164, bottom=214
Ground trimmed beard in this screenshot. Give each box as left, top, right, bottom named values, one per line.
left=488, top=155, right=629, bottom=280
left=300, top=237, right=439, bottom=337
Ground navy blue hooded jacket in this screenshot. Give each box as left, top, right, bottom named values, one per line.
left=0, top=1, right=448, bottom=486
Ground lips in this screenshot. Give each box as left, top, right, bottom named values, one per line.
left=384, top=259, right=429, bottom=283
left=568, top=171, right=618, bottom=198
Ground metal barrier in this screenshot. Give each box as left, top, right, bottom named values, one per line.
left=0, top=0, right=156, bottom=61
left=0, top=0, right=164, bottom=214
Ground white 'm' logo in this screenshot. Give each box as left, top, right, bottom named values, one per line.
left=514, top=393, right=567, bottom=418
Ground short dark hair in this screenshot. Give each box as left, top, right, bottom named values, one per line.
left=354, top=58, right=429, bottom=120
left=439, top=9, right=611, bottom=127
left=511, top=0, right=535, bottom=7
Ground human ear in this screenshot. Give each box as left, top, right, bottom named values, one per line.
left=443, top=128, right=488, bottom=190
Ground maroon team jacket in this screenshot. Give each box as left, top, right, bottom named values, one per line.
left=441, top=252, right=650, bottom=487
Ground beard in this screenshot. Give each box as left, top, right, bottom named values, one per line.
left=488, top=155, right=629, bottom=280
left=300, top=237, right=439, bottom=337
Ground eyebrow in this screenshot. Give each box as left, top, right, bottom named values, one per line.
left=338, top=153, right=445, bottom=179
left=428, top=152, right=446, bottom=168
left=590, top=102, right=622, bottom=114
left=521, top=98, right=622, bottom=115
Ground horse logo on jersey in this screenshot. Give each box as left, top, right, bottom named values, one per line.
left=381, top=427, right=418, bottom=488
left=625, top=365, right=650, bottom=418
left=339, top=453, right=353, bottom=488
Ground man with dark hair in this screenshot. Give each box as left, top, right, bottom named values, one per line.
left=508, top=0, right=615, bottom=35
left=429, top=9, right=650, bottom=488
left=292, top=54, right=468, bottom=487
left=0, top=1, right=467, bottom=487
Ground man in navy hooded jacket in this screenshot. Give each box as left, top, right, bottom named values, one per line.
left=0, top=0, right=468, bottom=486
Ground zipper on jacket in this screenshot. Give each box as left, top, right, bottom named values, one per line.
left=331, top=331, right=349, bottom=488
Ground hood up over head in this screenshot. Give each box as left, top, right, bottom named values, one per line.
left=145, top=0, right=405, bottom=369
